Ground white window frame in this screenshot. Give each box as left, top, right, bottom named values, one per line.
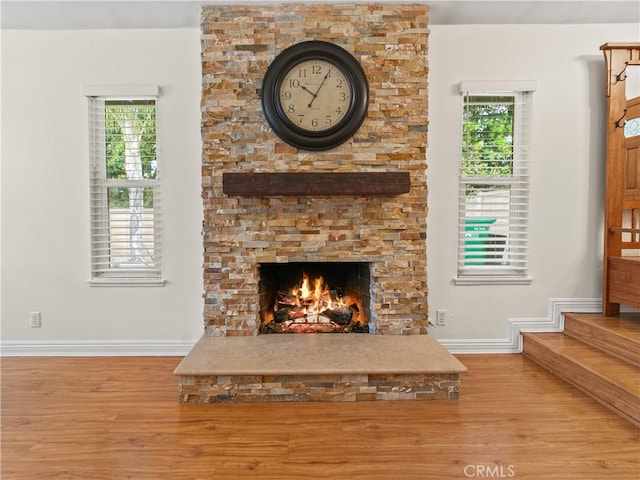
left=454, top=81, right=536, bottom=286
left=84, top=85, right=164, bottom=286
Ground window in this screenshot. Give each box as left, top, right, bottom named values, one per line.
left=85, top=85, right=163, bottom=285
left=455, top=81, right=535, bottom=285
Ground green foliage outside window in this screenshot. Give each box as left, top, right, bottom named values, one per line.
left=462, top=96, right=514, bottom=195
left=105, top=100, right=156, bottom=208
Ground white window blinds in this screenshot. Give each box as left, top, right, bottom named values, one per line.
left=85, top=86, right=163, bottom=285
left=456, top=82, right=535, bottom=283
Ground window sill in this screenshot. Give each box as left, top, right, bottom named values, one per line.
left=89, top=278, right=166, bottom=287
left=454, top=276, right=532, bottom=286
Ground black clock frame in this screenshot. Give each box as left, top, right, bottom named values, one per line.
left=261, top=41, right=369, bottom=151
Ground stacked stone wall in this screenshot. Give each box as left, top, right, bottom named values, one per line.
left=201, top=4, right=429, bottom=335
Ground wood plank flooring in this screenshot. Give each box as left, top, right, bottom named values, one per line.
left=2, top=354, right=639, bottom=479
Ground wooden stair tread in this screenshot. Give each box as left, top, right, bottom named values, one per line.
left=524, top=332, right=640, bottom=394
left=563, top=312, right=640, bottom=367
left=523, top=332, right=640, bottom=426
left=565, top=312, right=640, bottom=340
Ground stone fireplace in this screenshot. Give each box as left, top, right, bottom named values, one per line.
left=174, top=3, right=467, bottom=402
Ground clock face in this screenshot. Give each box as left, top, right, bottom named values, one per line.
left=261, top=41, right=369, bottom=151
left=278, top=59, right=353, bottom=133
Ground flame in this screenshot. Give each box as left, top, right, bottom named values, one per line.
left=262, top=270, right=367, bottom=333
left=278, top=272, right=346, bottom=320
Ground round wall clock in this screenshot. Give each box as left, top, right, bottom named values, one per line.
left=261, top=40, right=369, bottom=151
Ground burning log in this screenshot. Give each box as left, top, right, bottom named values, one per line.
left=322, top=306, right=353, bottom=325
left=277, top=291, right=298, bottom=306
left=274, top=305, right=356, bottom=325
left=274, top=306, right=293, bottom=323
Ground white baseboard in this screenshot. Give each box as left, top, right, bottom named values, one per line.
left=0, top=298, right=608, bottom=356
left=439, top=297, right=602, bottom=354
left=0, top=340, right=197, bottom=357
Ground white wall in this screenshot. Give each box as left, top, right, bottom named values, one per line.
left=427, top=23, right=639, bottom=343
left=2, top=23, right=638, bottom=353
left=1, top=29, right=204, bottom=348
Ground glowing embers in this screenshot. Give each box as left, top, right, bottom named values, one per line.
left=258, top=263, right=370, bottom=334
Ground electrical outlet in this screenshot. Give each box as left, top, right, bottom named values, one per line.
left=435, top=309, right=446, bottom=326
left=30, top=312, right=41, bottom=328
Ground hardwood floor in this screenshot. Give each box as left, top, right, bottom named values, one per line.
left=2, top=354, right=638, bottom=479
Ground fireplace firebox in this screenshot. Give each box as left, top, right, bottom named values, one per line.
left=258, top=262, right=371, bottom=334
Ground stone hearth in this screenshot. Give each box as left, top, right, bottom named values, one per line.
left=176, top=335, right=466, bottom=402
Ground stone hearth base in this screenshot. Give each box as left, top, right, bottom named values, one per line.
left=175, top=335, right=466, bottom=403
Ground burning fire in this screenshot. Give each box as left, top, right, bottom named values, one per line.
left=260, top=271, right=367, bottom=333
left=277, top=273, right=347, bottom=323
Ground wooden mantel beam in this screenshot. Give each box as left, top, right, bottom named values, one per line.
left=222, top=172, right=411, bottom=196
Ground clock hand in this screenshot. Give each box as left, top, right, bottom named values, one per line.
left=299, top=85, right=317, bottom=98
left=308, top=68, right=332, bottom=108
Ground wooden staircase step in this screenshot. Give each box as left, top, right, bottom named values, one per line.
left=563, top=312, right=640, bottom=367
left=523, top=332, right=640, bottom=427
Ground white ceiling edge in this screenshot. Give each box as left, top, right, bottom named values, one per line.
left=0, top=0, right=638, bottom=29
